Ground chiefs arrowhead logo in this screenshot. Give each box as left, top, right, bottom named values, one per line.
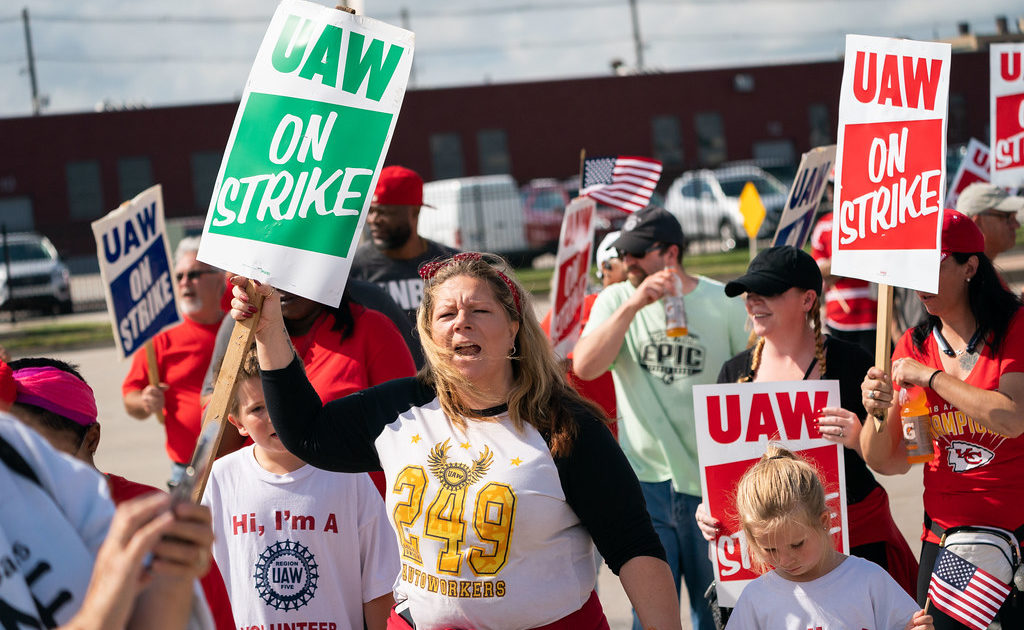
left=946, top=440, right=995, bottom=472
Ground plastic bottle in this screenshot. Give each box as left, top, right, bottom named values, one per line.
left=664, top=268, right=688, bottom=337
left=900, top=385, right=935, bottom=464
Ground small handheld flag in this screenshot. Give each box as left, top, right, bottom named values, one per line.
left=581, top=155, right=662, bottom=213
left=928, top=547, right=1011, bottom=630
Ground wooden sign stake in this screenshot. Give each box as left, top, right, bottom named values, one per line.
left=189, top=280, right=265, bottom=502
left=873, top=283, right=894, bottom=431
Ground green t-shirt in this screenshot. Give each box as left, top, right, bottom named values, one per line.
left=581, top=276, right=749, bottom=495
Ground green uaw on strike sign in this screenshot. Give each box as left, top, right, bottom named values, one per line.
left=198, top=0, right=414, bottom=306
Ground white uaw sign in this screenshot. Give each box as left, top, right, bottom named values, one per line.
left=549, top=197, right=596, bottom=358
left=694, top=380, right=846, bottom=608
left=945, top=139, right=990, bottom=209
left=832, top=35, right=950, bottom=294
left=772, top=144, right=836, bottom=248
left=990, top=43, right=1024, bottom=187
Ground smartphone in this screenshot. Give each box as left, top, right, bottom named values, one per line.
left=170, top=421, right=220, bottom=507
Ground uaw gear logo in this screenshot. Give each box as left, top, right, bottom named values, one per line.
left=253, top=540, right=319, bottom=611
left=947, top=440, right=995, bottom=473
left=622, top=213, right=641, bottom=232
left=428, top=439, right=493, bottom=491
left=638, top=330, right=705, bottom=384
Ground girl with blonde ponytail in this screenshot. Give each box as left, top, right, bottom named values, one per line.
left=725, top=445, right=932, bottom=630
left=697, top=246, right=917, bottom=600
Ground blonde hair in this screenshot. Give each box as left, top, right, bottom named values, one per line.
left=740, top=295, right=826, bottom=383
left=735, top=444, right=830, bottom=571
left=416, top=253, right=602, bottom=457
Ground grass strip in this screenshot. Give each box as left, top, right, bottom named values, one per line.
left=0, top=321, right=114, bottom=355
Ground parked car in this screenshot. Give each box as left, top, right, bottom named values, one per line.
left=419, top=175, right=533, bottom=265
left=664, top=166, right=790, bottom=250
left=521, top=178, right=570, bottom=253
left=0, top=232, right=73, bottom=314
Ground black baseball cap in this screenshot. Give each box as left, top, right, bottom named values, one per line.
left=610, top=205, right=685, bottom=255
left=724, top=246, right=822, bottom=297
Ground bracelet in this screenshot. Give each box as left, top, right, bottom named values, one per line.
left=928, top=369, right=942, bottom=389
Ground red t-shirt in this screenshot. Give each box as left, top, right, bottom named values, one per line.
left=540, top=293, right=617, bottom=438
left=811, top=213, right=876, bottom=332
left=122, top=317, right=222, bottom=464
left=293, top=305, right=417, bottom=494
left=105, top=473, right=236, bottom=630
left=892, top=308, right=1024, bottom=543
left=294, top=305, right=416, bottom=403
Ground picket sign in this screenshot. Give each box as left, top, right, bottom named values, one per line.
left=833, top=35, right=950, bottom=412
left=549, top=197, right=596, bottom=358
left=91, top=185, right=182, bottom=424
left=990, top=43, right=1024, bottom=187
left=945, top=139, right=990, bottom=209
left=197, top=0, right=414, bottom=306
left=190, top=1, right=413, bottom=499
left=772, top=145, right=836, bottom=249
left=694, top=380, right=846, bottom=607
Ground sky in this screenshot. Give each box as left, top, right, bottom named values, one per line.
left=0, top=0, right=1020, bottom=119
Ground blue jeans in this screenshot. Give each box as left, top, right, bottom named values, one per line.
left=631, top=480, right=715, bottom=630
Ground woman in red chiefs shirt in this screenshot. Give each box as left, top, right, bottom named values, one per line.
left=861, top=210, right=1024, bottom=629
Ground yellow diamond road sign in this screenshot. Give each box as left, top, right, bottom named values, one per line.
left=739, top=181, right=766, bottom=240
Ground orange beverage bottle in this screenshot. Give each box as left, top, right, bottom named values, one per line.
left=664, top=269, right=688, bottom=337
left=900, top=385, right=935, bottom=464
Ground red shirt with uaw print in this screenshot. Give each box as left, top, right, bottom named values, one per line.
left=892, top=308, right=1024, bottom=543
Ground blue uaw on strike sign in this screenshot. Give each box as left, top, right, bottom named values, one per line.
left=92, top=185, right=181, bottom=359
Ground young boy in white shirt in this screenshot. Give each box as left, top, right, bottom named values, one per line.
left=202, top=351, right=399, bottom=630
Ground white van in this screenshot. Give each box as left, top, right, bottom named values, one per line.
left=420, top=175, right=532, bottom=264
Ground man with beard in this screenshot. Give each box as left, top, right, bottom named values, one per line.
left=122, top=237, right=225, bottom=487
left=573, top=206, right=747, bottom=630
left=350, top=166, right=457, bottom=324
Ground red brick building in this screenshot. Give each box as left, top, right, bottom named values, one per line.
left=0, top=51, right=989, bottom=261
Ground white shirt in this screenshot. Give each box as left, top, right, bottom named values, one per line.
left=202, top=446, right=399, bottom=630
left=726, top=555, right=919, bottom=630
left=0, top=415, right=113, bottom=627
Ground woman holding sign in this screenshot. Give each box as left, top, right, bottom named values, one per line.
left=697, top=246, right=917, bottom=596
left=228, top=252, right=679, bottom=630
left=861, top=210, right=1024, bottom=628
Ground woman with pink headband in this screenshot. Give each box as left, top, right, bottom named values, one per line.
left=230, top=252, right=681, bottom=630
left=0, top=362, right=216, bottom=630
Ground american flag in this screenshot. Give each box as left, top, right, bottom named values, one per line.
left=581, top=155, right=662, bottom=213
left=928, top=547, right=1011, bottom=630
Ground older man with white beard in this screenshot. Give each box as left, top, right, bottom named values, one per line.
left=122, top=236, right=226, bottom=488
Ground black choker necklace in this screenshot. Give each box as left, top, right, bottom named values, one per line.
left=932, top=325, right=983, bottom=357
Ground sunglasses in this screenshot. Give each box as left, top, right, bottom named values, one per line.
left=978, top=211, right=1017, bottom=223
left=616, top=243, right=664, bottom=259
left=175, top=269, right=219, bottom=283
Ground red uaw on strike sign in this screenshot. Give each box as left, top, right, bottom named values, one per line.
left=833, top=35, right=950, bottom=294
left=991, top=43, right=1024, bottom=187
left=549, top=197, right=596, bottom=358
left=945, top=138, right=990, bottom=209
left=693, top=380, right=846, bottom=608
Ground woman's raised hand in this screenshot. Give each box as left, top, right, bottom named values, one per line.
left=228, top=276, right=282, bottom=338
left=695, top=501, right=721, bottom=542
left=816, top=406, right=863, bottom=453
left=861, top=366, right=894, bottom=418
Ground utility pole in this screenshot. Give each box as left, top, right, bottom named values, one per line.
left=22, top=7, right=41, bottom=116
left=628, top=0, right=644, bottom=71
left=400, top=7, right=416, bottom=88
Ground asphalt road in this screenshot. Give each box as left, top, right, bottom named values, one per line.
left=42, top=334, right=926, bottom=630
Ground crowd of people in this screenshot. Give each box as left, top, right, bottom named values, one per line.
left=3, top=166, right=1024, bottom=630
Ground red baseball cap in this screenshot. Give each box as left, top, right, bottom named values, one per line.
left=941, top=209, right=985, bottom=255
left=372, top=166, right=430, bottom=207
